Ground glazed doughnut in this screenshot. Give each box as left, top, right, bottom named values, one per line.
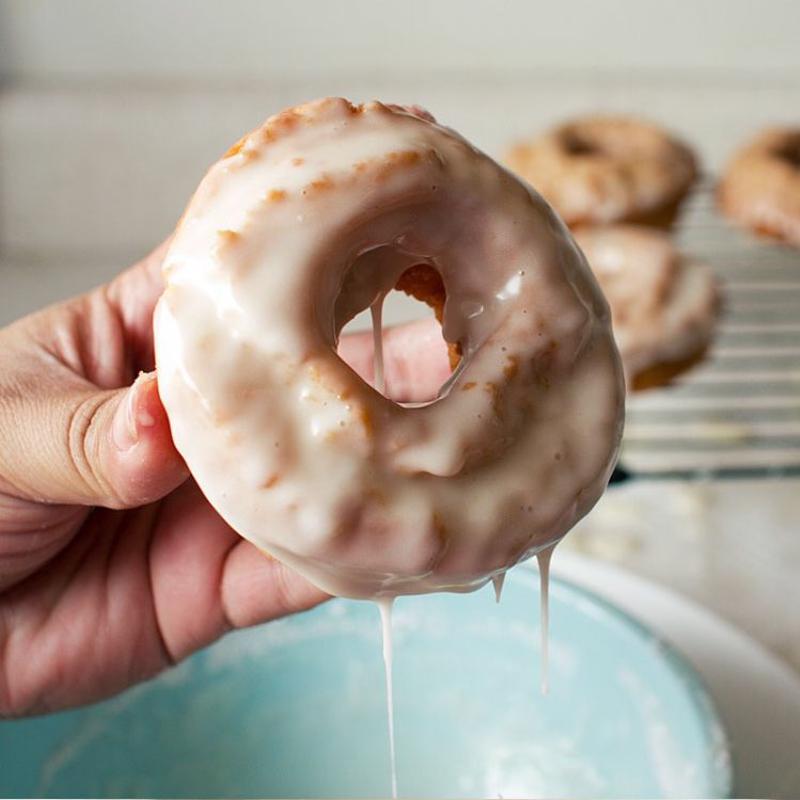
left=574, top=225, right=720, bottom=391
left=506, top=116, right=698, bottom=229
left=718, top=127, right=800, bottom=248
left=154, top=98, right=624, bottom=599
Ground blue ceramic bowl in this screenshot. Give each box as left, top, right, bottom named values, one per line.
left=0, top=565, right=731, bottom=798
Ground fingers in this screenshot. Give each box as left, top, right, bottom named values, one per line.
left=105, top=239, right=171, bottom=372
left=220, top=541, right=328, bottom=630
left=338, top=317, right=452, bottom=402
left=0, top=239, right=185, bottom=509
left=2, top=371, right=187, bottom=509
left=103, top=372, right=188, bottom=506
left=148, top=481, right=328, bottom=664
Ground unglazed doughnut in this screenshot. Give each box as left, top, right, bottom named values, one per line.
left=574, top=225, right=720, bottom=391
left=154, top=98, right=624, bottom=599
left=718, top=127, right=800, bottom=248
left=506, top=116, right=698, bottom=229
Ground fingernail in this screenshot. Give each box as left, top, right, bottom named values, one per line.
left=113, top=372, right=158, bottom=451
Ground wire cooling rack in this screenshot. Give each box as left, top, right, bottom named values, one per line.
left=620, top=178, right=800, bottom=480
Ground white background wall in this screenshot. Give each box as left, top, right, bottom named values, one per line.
left=3, top=0, right=800, bottom=82
left=1, top=0, right=799, bottom=314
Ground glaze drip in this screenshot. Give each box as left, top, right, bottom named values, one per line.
left=491, top=573, right=506, bottom=604
left=537, top=547, right=554, bottom=696
left=370, top=294, right=387, bottom=396
left=378, top=598, right=398, bottom=799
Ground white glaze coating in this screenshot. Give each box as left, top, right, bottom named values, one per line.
left=574, top=225, right=719, bottom=386
left=154, top=98, right=624, bottom=599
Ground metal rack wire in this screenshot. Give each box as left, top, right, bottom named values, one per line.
left=620, top=178, right=800, bottom=479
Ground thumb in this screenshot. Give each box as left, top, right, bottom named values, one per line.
left=103, top=371, right=189, bottom=506
left=3, top=371, right=187, bottom=509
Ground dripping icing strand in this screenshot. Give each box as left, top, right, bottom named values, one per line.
left=378, top=597, right=398, bottom=799
left=491, top=572, right=506, bottom=604
left=370, top=294, right=386, bottom=396
left=537, top=547, right=554, bottom=696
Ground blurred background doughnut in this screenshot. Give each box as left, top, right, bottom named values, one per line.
left=718, top=127, right=800, bottom=248
left=573, top=225, right=720, bottom=391
left=505, top=116, right=697, bottom=229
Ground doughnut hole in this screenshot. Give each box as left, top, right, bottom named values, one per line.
left=774, top=135, right=800, bottom=168
left=561, top=131, right=599, bottom=157
left=337, top=263, right=454, bottom=405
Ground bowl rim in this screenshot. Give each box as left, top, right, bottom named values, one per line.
left=515, top=558, right=735, bottom=798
